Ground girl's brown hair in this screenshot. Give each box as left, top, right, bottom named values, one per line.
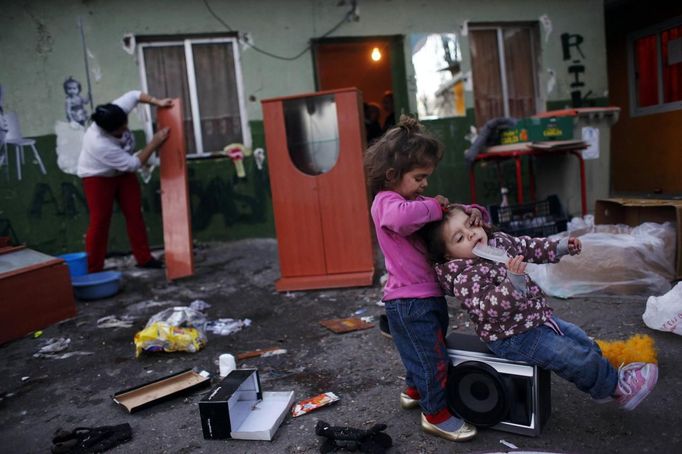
left=363, top=115, right=444, bottom=197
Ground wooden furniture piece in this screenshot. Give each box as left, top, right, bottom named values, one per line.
left=158, top=99, right=194, bottom=281
left=262, top=88, right=374, bottom=291
left=0, top=246, right=76, bottom=344
left=469, top=144, right=589, bottom=217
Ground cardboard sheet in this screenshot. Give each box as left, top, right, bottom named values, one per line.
left=113, top=369, right=210, bottom=413
left=319, top=317, right=374, bottom=334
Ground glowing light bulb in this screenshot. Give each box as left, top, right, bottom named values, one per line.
left=371, top=47, right=382, bottom=62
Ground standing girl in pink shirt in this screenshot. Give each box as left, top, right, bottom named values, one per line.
left=364, top=116, right=483, bottom=442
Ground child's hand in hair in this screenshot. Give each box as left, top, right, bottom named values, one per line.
left=434, top=195, right=450, bottom=211
left=567, top=237, right=582, bottom=255
left=506, top=255, right=527, bottom=275
left=465, top=207, right=483, bottom=227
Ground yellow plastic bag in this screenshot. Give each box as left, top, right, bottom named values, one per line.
left=134, top=322, right=206, bottom=357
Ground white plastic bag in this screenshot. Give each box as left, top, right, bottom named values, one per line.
left=642, top=282, right=682, bottom=335
left=528, top=222, right=675, bottom=297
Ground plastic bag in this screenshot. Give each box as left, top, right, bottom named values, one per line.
left=642, top=282, right=682, bottom=335
left=134, top=306, right=208, bottom=356
left=134, top=322, right=206, bottom=357
left=145, top=306, right=207, bottom=332
left=528, top=221, right=675, bottom=298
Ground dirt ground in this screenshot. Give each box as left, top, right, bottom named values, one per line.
left=1, top=238, right=681, bottom=454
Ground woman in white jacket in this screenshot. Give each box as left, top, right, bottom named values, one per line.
left=77, top=90, right=172, bottom=272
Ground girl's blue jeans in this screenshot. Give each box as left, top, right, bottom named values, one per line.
left=385, top=296, right=450, bottom=415
left=486, top=316, right=618, bottom=400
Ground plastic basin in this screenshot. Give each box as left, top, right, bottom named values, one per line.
left=58, top=252, right=88, bottom=277
left=71, top=271, right=122, bottom=300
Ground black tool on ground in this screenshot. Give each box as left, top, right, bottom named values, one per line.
left=51, top=423, right=132, bottom=453
left=315, top=420, right=392, bottom=454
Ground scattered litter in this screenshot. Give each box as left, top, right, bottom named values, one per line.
left=33, top=331, right=43, bottom=338
left=316, top=420, right=392, bottom=453
left=261, top=349, right=287, bottom=358
left=51, top=423, right=132, bottom=453
left=237, top=346, right=286, bottom=360
left=113, top=369, right=210, bottom=413
left=33, top=338, right=70, bottom=357
left=21, top=376, right=29, bottom=381
left=48, top=351, right=94, bottom=360
left=284, top=292, right=297, bottom=298
left=97, top=315, right=135, bottom=329
left=205, top=318, right=251, bottom=336
left=320, top=317, right=374, bottom=334
left=643, top=281, right=682, bottom=335
left=500, top=439, right=519, bottom=449
left=219, top=353, right=236, bottom=377
left=189, top=299, right=211, bottom=312
left=200, top=369, right=294, bottom=440
left=147, top=306, right=207, bottom=331
left=379, top=273, right=388, bottom=285
left=375, top=300, right=385, bottom=307
left=291, top=392, right=340, bottom=417
left=353, top=308, right=367, bottom=316
left=360, top=316, right=375, bottom=324
left=134, top=323, right=206, bottom=357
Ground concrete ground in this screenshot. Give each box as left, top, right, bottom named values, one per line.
left=1, top=238, right=681, bottom=454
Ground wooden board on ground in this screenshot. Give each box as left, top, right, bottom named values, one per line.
left=319, top=317, right=374, bottom=334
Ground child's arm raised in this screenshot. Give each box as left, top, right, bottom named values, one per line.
left=375, top=192, right=445, bottom=236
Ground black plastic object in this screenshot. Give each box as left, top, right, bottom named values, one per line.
left=447, top=361, right=510, bottom=427
left=489, top=194, right=567, bottom=237
left=315, top=420, right=392, bottom=454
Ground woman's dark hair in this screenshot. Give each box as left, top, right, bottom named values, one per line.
left=91, top=103, right=127, bottom=133
left=420, top=205, right=495, bottom=264
left=363, top=115, right=444, bottom=197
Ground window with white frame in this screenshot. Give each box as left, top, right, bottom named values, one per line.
left=138, top=36, right=251, bottom=157
left=628, top=17, right=682, bottom=116
left=469, top=24, right=541, bottom=126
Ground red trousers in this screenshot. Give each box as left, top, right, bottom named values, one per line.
left=82, top=173, right=153, bottom=272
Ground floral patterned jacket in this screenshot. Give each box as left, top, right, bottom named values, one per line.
left=434, top=231, right=561, bottom=342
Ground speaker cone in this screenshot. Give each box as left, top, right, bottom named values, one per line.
left=447, top=361, right=510, bottom=427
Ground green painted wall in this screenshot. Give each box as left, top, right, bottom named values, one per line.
left=0, top=0, right=609, bottom=254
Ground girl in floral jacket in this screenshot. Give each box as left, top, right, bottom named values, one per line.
left=421, top=205, right=658, bottom=411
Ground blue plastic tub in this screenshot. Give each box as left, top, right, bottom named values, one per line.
left=71, top=271, right=122, bottom=300
left=58, top=252, right=88, bottom=277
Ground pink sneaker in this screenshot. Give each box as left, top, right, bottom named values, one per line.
left=615, top=362, right=658, bottom=411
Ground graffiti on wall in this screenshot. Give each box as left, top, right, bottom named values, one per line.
left=560, top=32, right=592, bottom=107
left=27, top=164, right=270, bottom=232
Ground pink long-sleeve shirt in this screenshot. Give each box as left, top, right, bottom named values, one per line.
left=371, top=191, right=444, bottom=301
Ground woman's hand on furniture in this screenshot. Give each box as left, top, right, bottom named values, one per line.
left=150, top=127, right=170, bottom=148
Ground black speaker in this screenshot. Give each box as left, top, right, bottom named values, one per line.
left=446, top=332, right=551, bottom=437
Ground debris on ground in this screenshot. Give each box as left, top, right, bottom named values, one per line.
left=236, top=346, right=287, bottom=360
left=97, top=315, right=135, bottom=329
left=51, top=423, right=132, bottom=453
left=319, top=318, right=374, bottom=334
left=205, top=318, right=251, bottom=336
left=291, top=392, right=340, bottom=417
left=315, top=420, right=392, bottom=454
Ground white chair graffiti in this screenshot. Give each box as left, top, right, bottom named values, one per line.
left=4, top=112, right=47, bottom=180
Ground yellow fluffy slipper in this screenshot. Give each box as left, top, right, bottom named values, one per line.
left=596, top=334, right=658, bottom=368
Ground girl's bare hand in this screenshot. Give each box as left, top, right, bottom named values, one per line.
left=506, top=255, right=527, bottom=275
left=434, top=195, right=450, bottom=209
left=466, top=207, right=483, bottom=227
left=568, top=237, right=582, bottom=255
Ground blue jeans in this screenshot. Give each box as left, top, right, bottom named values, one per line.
left=486, top=316, right=618, bottom=400
left=385, top=297, right=449, bottom=415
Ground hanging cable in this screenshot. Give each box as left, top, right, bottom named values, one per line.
left=202, top=0, right=356, bottom=61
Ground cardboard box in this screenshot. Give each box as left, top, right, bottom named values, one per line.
left=113, top=369, right=211, bottom=413
left=199, top=369, right=294, bottom=441
left=525, top=117, right=573, bottom=142
left=594, top=198, right=682, bottom=279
